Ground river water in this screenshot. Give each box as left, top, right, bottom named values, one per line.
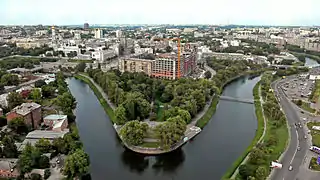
left=305, top=57, right=319, bottom=67
left=67, top=75, right=260, bottom=180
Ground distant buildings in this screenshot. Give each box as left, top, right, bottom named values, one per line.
left=94, top=29, right=103, bottom=39
left=6, top=103, right=42, bottom=129
left=84, top=23, right=89, bottom=30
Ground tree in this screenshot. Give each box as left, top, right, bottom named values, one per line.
left=63, top=149, right=90, bottom=178
left=255, top=166, right=268, bottom=180
left=75, top=62, right=86, bottom=72
left=44, top=169, right=51, bottom=179
left=8, top=117, right=27, bottom=134
left=30, top=173, right=42, bottom=180
left=30, top=89, right=42, bottom=103
left=2, top=135, right=18, bottom=158
left=114, top=105, right=127, bottom=125
left=55, top=92, right=76, bottom=114
left=155, top=116, right=186, bottom=149
left=238, top=164, right=256, bottom=179
left=41, top=85, right=55, bottom=98
left=52, top=137, right=67, bottom=154
left=204, top=71, right=212, bottom=79
left=7, top=92, right=24, bottom=110
left=35, top=80, right=47, bottom=88
left=119, top=120, right=148, bottom=146
left=38, top=155, right=50, bottom=169
left=1, top=74, right=19, bottom=86
left=35, top=138, right=52, bottom=153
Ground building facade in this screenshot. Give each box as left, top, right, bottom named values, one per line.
left=119, top=58, right=155, bottom=76
left=6, top=103, right=42, bottom=129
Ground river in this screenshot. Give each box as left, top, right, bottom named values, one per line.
left=305, top=57, right=319, bottom=67
left=66, top=75, right=260, bottom=180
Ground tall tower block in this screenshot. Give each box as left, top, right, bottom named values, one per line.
left=52, top=26, right=56, bottom=41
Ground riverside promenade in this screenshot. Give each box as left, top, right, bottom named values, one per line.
left=78, top=74, right=203, bottom=155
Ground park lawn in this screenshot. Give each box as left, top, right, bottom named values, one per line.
left=309, top=157, right=320, bottom=171
left=140, top=142, right=160, bottom=148
left=307, top=122, right=320, bottom=147
left=311, top=80, right=320, bottom=103
left=155, top=99, right=165, bottom=121
left=267, top=121, right=288, bottom=160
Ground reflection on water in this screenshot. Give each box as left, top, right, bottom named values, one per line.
left=152, top=150, right=185, bottom=174
left=121, top=149, right=185, bottom=175
left=121, top=150, right=149, bottom=174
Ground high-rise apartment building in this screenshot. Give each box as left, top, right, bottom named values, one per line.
left=84, top=23, right=89, bottom=29
left=94, top=29, right=103, bottom=39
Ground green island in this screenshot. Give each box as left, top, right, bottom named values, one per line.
left=75, top=58, right=265, bottom=152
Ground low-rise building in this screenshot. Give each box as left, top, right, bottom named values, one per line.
left=43, top=114, right=68, bottom=132
left=6, top=103, right=42, bottom=129
left=17, top=130, right=69, bottom=151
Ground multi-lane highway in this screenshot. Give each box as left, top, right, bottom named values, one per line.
left=270, top=77, right=308, bottom=180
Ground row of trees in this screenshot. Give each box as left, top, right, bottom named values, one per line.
left=236, top=72, right=288, bottom=180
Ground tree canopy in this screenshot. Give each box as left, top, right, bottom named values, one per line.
left=119, top=120, right=148, bottom=146
left=63, top=149, right=90, bottom=178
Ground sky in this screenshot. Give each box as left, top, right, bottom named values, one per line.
left=1, top=0, right=320, bottom=26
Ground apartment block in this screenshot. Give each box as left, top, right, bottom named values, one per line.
left=6, top=103, right=42, bottom=129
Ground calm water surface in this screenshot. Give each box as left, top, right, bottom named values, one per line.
left=67, top=75, right=260, bottom=180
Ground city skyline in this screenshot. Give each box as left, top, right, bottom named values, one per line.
left=1, top=0, right=320, bottom=26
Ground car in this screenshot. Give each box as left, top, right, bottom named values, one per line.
left=297, top=146, right=301, bottom=151
left=289, top=165, right=293, bottom=171
left=304, top=135, right=307, bottom=139
left=301, top=111, right=304, bottom=114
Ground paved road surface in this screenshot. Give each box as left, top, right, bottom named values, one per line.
left=270, top=78, right=308, bottom=180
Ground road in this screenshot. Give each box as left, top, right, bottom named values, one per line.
left=270, top=78, right=308, bottom=180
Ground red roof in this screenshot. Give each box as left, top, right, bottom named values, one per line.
left=6, top=112, right=21, bottom=121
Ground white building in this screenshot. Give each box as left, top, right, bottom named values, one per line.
left=230, top=40, right=240, bottom=47
left=94, top=29, right=103, bottom=39
left=116, top=30, right=122, bottom=38
left=0, top=93, right=9, bottom=108
left=91, top=50, right=116, bottom=63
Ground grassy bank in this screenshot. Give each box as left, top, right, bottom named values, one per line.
left=309, top=157, right=320, bottom=171
left=74, top=74, right=116, bottom=122
left=307, top=122, right=320, bottom=147
left=222, top=82, right=265, bottom=179
left=292, top=100, right=316, bottom=113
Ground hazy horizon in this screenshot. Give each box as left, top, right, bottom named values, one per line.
left=1, top=0, right=320, bottom=26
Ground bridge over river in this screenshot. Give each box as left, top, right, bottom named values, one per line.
left=219, top=95, right=254, bottom=104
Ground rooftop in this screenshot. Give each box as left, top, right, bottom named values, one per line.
left=44, top=114, right=67, bottom=121
left=13, top=102, right=41, bottom=116
left=26, top=130, right=69, bottom=140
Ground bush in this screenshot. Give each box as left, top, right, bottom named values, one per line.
left=44, top=169, right=51, bottom=179
left=30, top=173, right=42, bottom=180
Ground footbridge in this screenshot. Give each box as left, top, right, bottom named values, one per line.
left=219, top=95, right=254, bottom=104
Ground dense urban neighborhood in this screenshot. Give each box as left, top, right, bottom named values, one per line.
left=0, top=23, right=320, bottom=180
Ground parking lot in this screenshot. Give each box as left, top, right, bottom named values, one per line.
left=281, top=76, right=315, bottom=102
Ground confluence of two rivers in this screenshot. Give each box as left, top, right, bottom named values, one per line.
left=67, top=75, right=260, bottom=180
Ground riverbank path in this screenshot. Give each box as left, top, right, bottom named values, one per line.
left=230, top=84, right=267, bottom=179
left=80, top=74, right=116, bottom=110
